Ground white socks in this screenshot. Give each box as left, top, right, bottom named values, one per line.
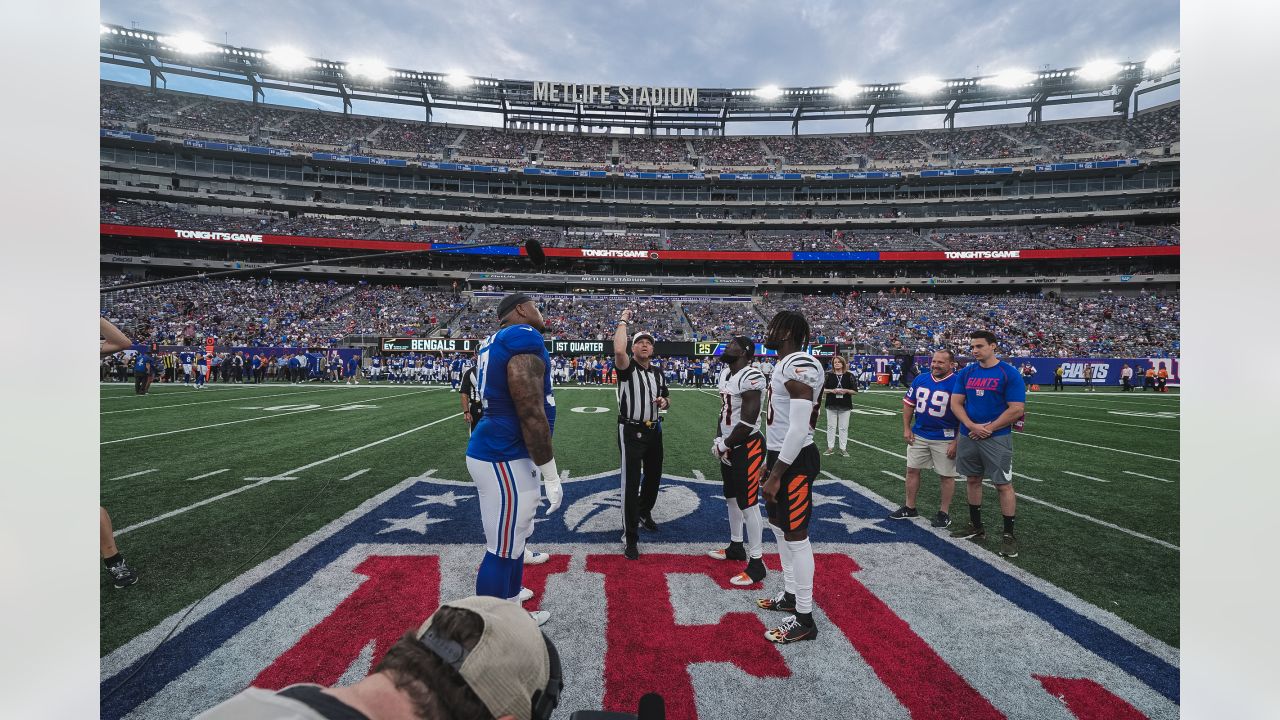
left=770, top=522, right=796, bottom=594
left=744, top=505, right=764, bottom=559
left=726, top=498, right=744, bottom=543
left=786, top=538, right=815, bottom=614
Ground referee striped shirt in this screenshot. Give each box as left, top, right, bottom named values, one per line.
left=617, top=360, right=668, bottom=423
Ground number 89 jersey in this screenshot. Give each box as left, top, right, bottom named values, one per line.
left=765, top=351, right=826, bottom=452
left=718, top=365, right=767, bottom=437
left=904, top=371, right=960, bottom=440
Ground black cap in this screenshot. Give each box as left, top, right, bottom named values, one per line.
left=496, top=293, right=533, bottom=320
left=730, top=336, right=755, bottom=355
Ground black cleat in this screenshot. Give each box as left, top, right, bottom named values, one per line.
left=756, top=590, right=796, bottom=612
left=931, top=511, right=952, bottom=528
left=731, top=557, right=767, bottom=586
left=765, top=615, right=818, bottom=644
left=623, top=541, right=639, bottom=560
left=640, top=512, right=658, bottom=531
left=107, top=560, right=138, bottom=589
left=708, top=541, right=746, bottom=561
left=888, top=506, right=919, bottom=520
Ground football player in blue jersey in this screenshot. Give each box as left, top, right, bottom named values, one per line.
left=179, top=349, right=195, bottom=385
left=891, top=350, right=961, bottom=528
left=466, top=293, right=562, bottom=626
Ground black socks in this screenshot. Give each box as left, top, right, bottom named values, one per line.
left=968, top=504, right=982, bottom=528
left=103, top=553, right=123, bottom=570
left=1003, top=515, right=1016, bottom=534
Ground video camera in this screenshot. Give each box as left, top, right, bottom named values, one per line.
left=570, top=692, right=665, bottom=720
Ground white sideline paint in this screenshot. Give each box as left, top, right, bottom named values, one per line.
left=99, top=385, right=261, bottom=400
left=1063, top=471, right=1109, bottom=483
left=1029, top=399, right=1183, bottom=415
left=1013, top=472, right=1044, bottom=483
left=1023, top=411, right=1179, bottom=432
left=184, top=469, right=230, bottom=481
left=337, top=469, right=371, bottom=482
left=114, top=413, right=460, bottom=536
left=101, top=389, right=440, bottom=445
left=1016, top=432, right=1179, bottom=463
left=1123, top=471, right=1174, bottom=484
left=880, top=470, right=905, bottom=481
left=101, top=388, right=333, bottom=414
left=106, top=468, right=157, bottom=481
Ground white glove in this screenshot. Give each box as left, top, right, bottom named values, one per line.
left=713, top=437, right=732, bottom=466
left=538, top=459, right=563, bottom=513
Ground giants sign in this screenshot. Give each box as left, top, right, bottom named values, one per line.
left=100, top=470, right=1178, bottom=719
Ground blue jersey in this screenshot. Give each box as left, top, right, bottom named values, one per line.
left=952, top=361, right=1026, bottom=437
left=467, top=325, right=556, bottom=462
left=452, top=359, right=464, bottom=374
left=133, top=354, right=149, bottom=373
left=179, top=352, right=194, bottom=365
left=904, top=372, right=961, bottom=441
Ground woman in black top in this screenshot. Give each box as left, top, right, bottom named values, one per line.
left=823, top=355, right=857, bottom=456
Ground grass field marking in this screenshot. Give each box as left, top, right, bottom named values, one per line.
left=1123, top=471, right=1174, bottom=484
left=1025, top=399, right=1181, bottom=415
left=101, top=388, right=442, bottom=445
left=811, top=424, right=1177, bottom=550
left=184, top=469, right=230, bottom=481
left=692, top=469, right=707, bottom=482
left=1026, top=394, right=1180, bottom=406
left=1023, top=411, right=1179, bottom=433
left=101, top=388, right=335, bottom=415
left=1062, top=471, right=1110, bottom=483
left=113, top=411, right=462, bottom=536
left=98, top=384, right=263, bottom=400
left=338, top=469, right=372, bottom=482
left=1013, top=472, right=1044, bottom=483
left=880, top=470, right=905, bottom=481
left=100, top=473, right=437, bottom=678
left=1016, top=432, right=1179, bottom=463
left=106, top=468, right=158, bottom=481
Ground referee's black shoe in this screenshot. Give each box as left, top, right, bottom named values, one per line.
left=640, top=512, right=658, bottom=531
left=623, top=541, right=639, bottom=560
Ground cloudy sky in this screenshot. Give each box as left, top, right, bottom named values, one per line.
left=100, top=0, right=1179, bottom=133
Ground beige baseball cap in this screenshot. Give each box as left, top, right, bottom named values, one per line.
left=415, top=596, right=553, bottom=720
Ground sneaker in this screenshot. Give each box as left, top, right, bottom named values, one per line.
left=949, top=522, right=986, bottom=541
left=823, top=448, right=835, bottom=456
left=515, top=587, right=534, bottom=602
left=756, top=591, right=796, bottom=612
left=888, top=506, right=919, bottom=520
left=523, top=549, right=549, bottom=565
left=107, top=560, right=138, bottom=589
left=931, top=511, right=952, bottom=529
left=840, top=450, right=850, bottom=458
left=529, top=610, right=550, bottom=626
left=623, top=541, right=639, bottom=560
left=639, top=513, right=657, bottom=531
left=765, top=615, right=818, bottom=644
left=999, top=532, right=1019, bottom=558
left=731, top=557, right=767, bottom=586
left=707, top=541, right=746, bottom=561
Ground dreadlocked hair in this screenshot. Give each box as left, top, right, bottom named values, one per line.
left=767, top=311, right=810, bottom=348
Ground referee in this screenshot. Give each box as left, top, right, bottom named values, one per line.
left=459, top=359, right=483, bottom=434
left=614, top=307, right=670, bottom=560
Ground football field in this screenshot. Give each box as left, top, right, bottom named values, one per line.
left=99, top=379, right=1180, bottom=716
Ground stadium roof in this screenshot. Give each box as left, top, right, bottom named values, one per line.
left=100, top=24, right=1178, bottom=134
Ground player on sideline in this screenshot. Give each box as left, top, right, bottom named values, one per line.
left=890, top=350, right=961, bottom=528
left=709, top=336, right=769, bottom=586
left=179, top=348, right=194, bottom=386
left=757, top=311, right=824, bottom=644
left=465, top=293, right=563, bottom=625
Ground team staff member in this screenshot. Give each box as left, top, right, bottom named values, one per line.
left=466, top=293, right=563, bottom=625
left=891, top=350, right=961, bottom=528
left=757, top=310, right=824, bottom=644
left=822, top=355, right=856, bottom=457
left=100, top=318, right=139, bottom=589
left=949, top=331, right=1027, bottom=558
left=133, top=351, right=153, bottom=395
left=460, top=361, right=485, bottom=434
left=1053, top=364, right=1064, bottom=391
left=614, top=308, right=671, bottom=560
left=1156, top=365, right=1169, bottom=392
left=709, top=336, right=768, bottom=587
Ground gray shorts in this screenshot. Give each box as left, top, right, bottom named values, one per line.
left=955, top=433, right=1014, bottom=485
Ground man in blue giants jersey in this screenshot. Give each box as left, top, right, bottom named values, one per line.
left=451, top=355, right=464, bottom=390
left=890, top=350, right=961, bottom=528
left=465, top=293, right=562, bottom=626
left=949, top=331, right=1027, bottom=558
left=179, top=349, right=195, bottom=385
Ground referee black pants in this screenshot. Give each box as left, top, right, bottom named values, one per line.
left=619, top=421, right=664, bottom=546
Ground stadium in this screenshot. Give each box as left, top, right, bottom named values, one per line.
left=98, top=16, right=1180, bottom=720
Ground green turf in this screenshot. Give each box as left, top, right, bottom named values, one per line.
left=100, top=380, right=1179, bottom=652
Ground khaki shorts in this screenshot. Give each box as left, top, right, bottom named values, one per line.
left=906, top=437, right=958, bottom=477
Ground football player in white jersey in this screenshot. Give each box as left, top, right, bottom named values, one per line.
left=756, top=310, right=825, bottom=644
left=709, top=336, right=769, bottom=587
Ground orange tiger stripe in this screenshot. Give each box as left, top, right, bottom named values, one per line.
left=788, top=474, right=809, bottom=492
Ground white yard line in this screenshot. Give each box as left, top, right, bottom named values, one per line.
left=101, top=388, right=335, bottom=414
left=1026, top=399, right=1182, bottom=415
left=1123, top=471, right=1174, bottom=484
left=106, top=468, right=157, bottom=481
left=1023, top=411, right=1178, bottom=432
left=98, top=385, right=262, bottom=401
left=1016, top=432, right=1179, bottom=463
left=101, top=388, right=441, bottom=445
left=184, top=469, right=230, bottom=481
left=880, top=470, right=905, bottom=481
left=336, top=469, right=372, bottom=482
left=115, top=413, right=459, bottom=536
left=1063, top=471, right=1109, bottom=483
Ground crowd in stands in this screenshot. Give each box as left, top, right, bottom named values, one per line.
left=665, top=231, right=756, bottom=251
left=757, top=288, right=1179, bottom=357
left=572, top=233, right=664, bottom=250
left=836, top=230, right=940, bottom=251
left=682, top=301, right=766, bottom=341
left=751, top=231, right=841, bottom=252
left=102, top=82, right=1180, bottom=167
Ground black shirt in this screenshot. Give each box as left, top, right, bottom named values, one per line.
left=459, top=366, right=483, bottom=414
left=824, top=371, right=856, bottom=410
left=617, top=360, right=669, bottom=423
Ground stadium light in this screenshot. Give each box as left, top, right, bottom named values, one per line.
left=830, top=80, right=861, bottom=99
left=984, top=70, right=1036, bottom=89
left=100, top=24, right=110, bottom=34
left=444, top=72, right=474, bottom=88
left=902, top=76, right=944, bottom=95
left=754, top=85, right=783, bottom=100
left=1145, top=49, right=1178, bottom=72
left=266, top=46, right=314, bottom=72
left=163, top=33, right=217, bottom=55
left=347, top=59, right=391, bottom=81
left=1077, top=60, right=1121, bottom=81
